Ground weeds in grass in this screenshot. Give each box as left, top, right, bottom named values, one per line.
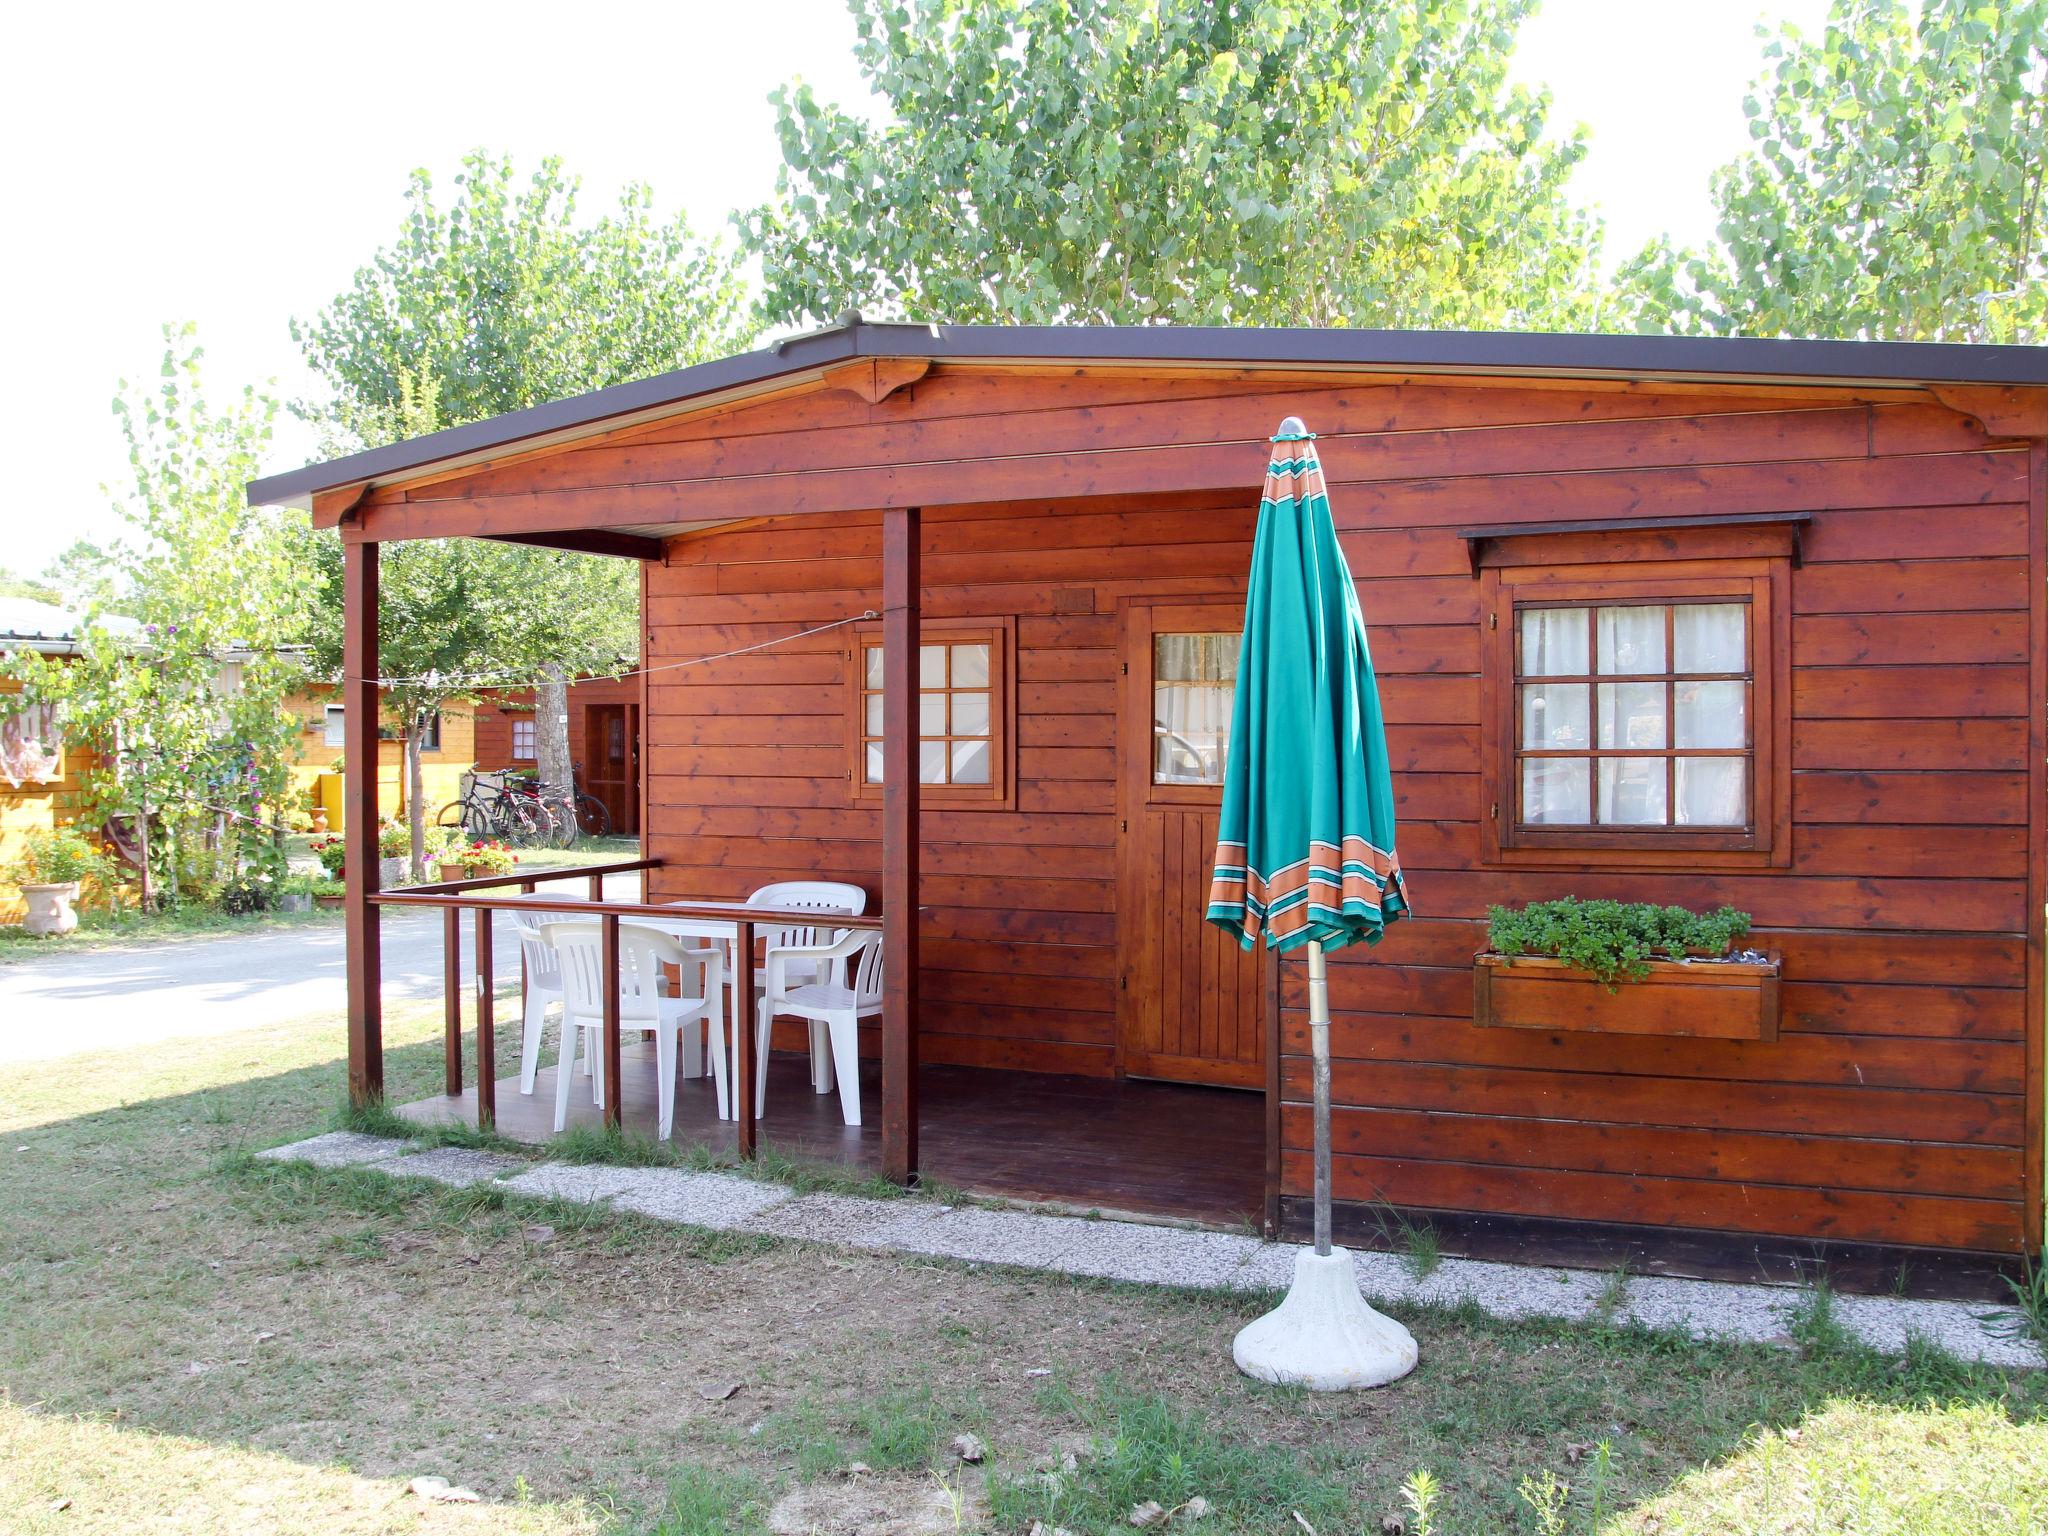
left=989, top=1379, right=1351, bottom=1534
left=764, top=1398, right=845, bottom=1480
left=1788, top=1276, right=1852, bottom=1357
left=1368, top=1202, right=1442, bottom=1281
left=550, top=1123, right=692, bottom=1167
left=1595, top=1262, right=1631, bottom=1319
left=855, top=1385, right=964, bottom=1471
left=643, top=1465, right=768, bottom=1536
left=1990, top=1252, right=2048, bottom=1346
left=1399, top=1468, right=1442, bottom=1535
left=1518, top=1446, right=1619, bottom=1536
left=328, top=1095, right=527, bottom=1156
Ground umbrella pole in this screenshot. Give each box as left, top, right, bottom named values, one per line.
left=1308, top=939, right=1333, bottom=1257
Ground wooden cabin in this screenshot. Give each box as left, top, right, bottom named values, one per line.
left=282, top=682, right=476, bottom=832
left=471, top=675, right=642, bottom=835
left=249, top=323, right=2048, bottom=1291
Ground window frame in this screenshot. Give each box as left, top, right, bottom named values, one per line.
left=322, top=704, right=346, bottom=749
left=1480, top=553, right=1790, bottom=869
left=848, top=614, right=1016, bottom=809
left=1138, top=603, right=1248, bottom=808
left=509, top=716, right=536, bottom=761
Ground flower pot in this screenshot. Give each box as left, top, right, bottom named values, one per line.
left=1473, top=950, right=1781, bottom=1041
left=439, top=861, right=481, bottom=883
left=20, top=881, right=81, bottom=936
left=314, top=893, right=345, bottom=910
left=309, top=809, right=329, bottom=834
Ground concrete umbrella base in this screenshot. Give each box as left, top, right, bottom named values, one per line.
left=1233, top=1246, right=1419, bottom=1391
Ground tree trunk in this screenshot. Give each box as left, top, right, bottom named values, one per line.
left=406, top=716, right=427, bottom=884
left=536, top=664, right=573, bottom=837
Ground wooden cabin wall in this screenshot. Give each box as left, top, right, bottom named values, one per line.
left=586, top=365, right=2036, bottom=1258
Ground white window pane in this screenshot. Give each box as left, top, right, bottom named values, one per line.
left=864, top=695, right=883, bottom=737
left=1519, top=608, right=1587, bottom=676
left=1675, top=604, right=1745, bottom=673
left=1522, top=758, right=1590, bottom=824
left=919, top=692, right=946, bottom=736
left=1597, top=606, right=1666, bottom=675
left=950, top=739, right=990, bottom=784
left=919, top=644, right=946, bottom=688
left=919, top=741, right=946, bottom=783
left=864, top=646, right=883, bottom=687
left=1677, top=757, right=1747, bottom=825
left=951, top=692, right=990, bottom=737
left=1599, top=757, right=1669, bottom=825
left=1597, top=682, right=1667, bottom=750
left=323, top=708, right=346, bottom=748
left=865, top=742, right=883, bottom=784
left=951, top=643, right=990, bottom=688
left=1675, top=680, right=1747, bottom=749
left=1521, top=683, right=1589, bottom=750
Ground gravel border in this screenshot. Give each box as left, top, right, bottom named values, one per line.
left=257, top=1133, right=2044, bottom=1368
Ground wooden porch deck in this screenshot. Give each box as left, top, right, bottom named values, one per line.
left=397, top=1046, right=1264, bottom=1225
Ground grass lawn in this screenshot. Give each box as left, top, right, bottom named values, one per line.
left=2, top=993, right=2044, bottom=1533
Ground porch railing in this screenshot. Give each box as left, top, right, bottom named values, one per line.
left=371, top=856, right=884, bottom=1160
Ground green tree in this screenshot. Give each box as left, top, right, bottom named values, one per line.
left=1620, top=0, right=2047, bottom=342
left=0, top=568, right=58, bottom=603
left=1, top=328, right=309, bottom=911
left=293, top=152, right=754, bottom=854
left=744, top=0, right=1607, bottom=329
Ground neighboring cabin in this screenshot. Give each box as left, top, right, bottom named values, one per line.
left=470, top=674, right=642, bottom=835
left=252, top=322, right=2048, bottom=1288
left=280, top=684, right=475, bottom=831
left=0, top=599, right=110, bottom=920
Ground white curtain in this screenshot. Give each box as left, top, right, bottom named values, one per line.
left=1674, top=603, right=1745, bottom=672
left=1153, top=633, right=1238, bottom=784
left=1520, top=607, right=1587, bottom=676
left=0, top=700, right=62, bottom=789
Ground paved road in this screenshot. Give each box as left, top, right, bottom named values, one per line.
left=0, top=873, right=640, bottom=1065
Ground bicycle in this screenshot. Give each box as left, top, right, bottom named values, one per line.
left=436, top=770, right=551, bottom=847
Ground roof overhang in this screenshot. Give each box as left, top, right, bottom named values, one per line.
left=247, top=320, right=2048, bottom=514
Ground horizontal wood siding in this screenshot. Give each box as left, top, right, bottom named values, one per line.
left=445, top=361, right=2036, bottom=1257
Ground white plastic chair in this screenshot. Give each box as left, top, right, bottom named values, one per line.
left=754, top=929, right=884, bottom=1126
left=744, top=881, right=867, bottom=1094
left=542, top=921, right=726, bottom=1139
left=509, top=908, right=567, bottom=1096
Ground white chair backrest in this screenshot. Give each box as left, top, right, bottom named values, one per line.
left=850, top=932, right=885, bottom=1008
left=503, top=894, right=593, bottom=990
left=541, top=921, right=687, bottom=1023
left=747, top=880, right=866, bottom=950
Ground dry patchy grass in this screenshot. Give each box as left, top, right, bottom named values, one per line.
left=1, top=989, right=2045, bottom=1533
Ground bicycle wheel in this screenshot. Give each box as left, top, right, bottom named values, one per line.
left=463, top=802, right=496, bottom=842
left=541, top=792, right=576, bottom=850
left=573, top=790, right=612, bottom=840
left=492, top=797, right=541, bottom=848
left=434, top=800, right=468, bottom=830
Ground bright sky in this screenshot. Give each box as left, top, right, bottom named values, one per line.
left=0, top=0, right=1829, bottom=575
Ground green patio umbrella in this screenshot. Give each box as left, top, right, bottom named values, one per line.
left=1209, top=416, right=1418, bottom=1390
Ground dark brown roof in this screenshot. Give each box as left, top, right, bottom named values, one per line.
left=247, top=320, right=2048, bottom=509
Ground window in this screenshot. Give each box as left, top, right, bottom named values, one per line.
left=1517, top=601, right=1750, bottom=830
left=510, top=717, right=535, bottom=760
left=322, top=705, right=346, bottom=748
left=1152, top=632, right=1238, bottom=786
left=418, top=712, right=442, bottom=753
left=1477, top=528, right=1791, bottom=867
left=851, top=618, right=1013, bottom=805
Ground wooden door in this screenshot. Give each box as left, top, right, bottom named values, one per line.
left=583, top=703, right=640, bottom=835
left=1117, top=601, right=1265, bottom=1088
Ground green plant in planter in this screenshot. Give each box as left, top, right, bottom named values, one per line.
left=310, top=836, right=347, bottom=879
left=1487, top=897, right=1751, bottom=986
left=5, top=826, right=113, bottom=890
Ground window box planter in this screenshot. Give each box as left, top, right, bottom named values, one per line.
left=1473, top=950, right=1780, bottom=1041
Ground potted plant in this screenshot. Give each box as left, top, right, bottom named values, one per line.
left=1474, top=897, right=1779, bottom=1041
left=435, top=835, right=518, bottom=882
left=5, top=826, right=110, bottom=936
left=278, top=872, right=324, bottom=913
left=310, top=878, right=345, bottom=910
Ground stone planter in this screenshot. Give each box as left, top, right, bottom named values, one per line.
left=20, top=881, right=81, bottom=936
left=279, top=892, right=313, bottom=913
left=314, top=893, right=345, bottom=910
left=378, top=856, right=406, bottom=887
left=1473, top=951, right=1781, bottom=1041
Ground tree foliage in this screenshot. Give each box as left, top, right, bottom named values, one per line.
left=1620, top=0, right=2048, bottom=342
left=295, top=150, right=756, bottom=438
left=745, top=0, right=1607, bottom=329
left=292, top=152, right=738, bottom=849
left=1, top=328, right=309, bottom=909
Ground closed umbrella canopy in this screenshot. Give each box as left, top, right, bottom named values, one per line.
left=1207, top=424, right=1409, bottom=955
left=1209, top=420, right=1421, bottom=1393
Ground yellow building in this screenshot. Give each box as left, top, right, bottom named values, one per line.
left=283, top=685, right=475, bottom=832
left=0, top=600, right=106, bottom=921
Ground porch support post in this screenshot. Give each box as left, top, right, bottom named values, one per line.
left=342, top=540, right=383, bottom=1107
left=881, top=505, right=921, bottom=1185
